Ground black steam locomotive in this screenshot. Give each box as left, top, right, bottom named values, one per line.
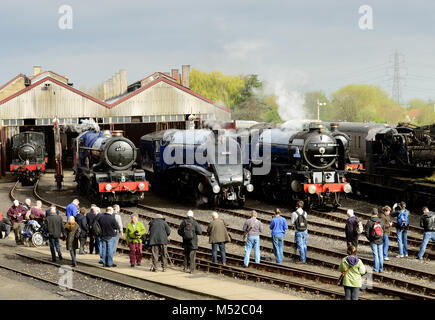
left=245, top=122, right=353, bottom=208
left=73, top=130, right=148, bottom=204
left=140, top=129, right=254, bottom=207
left=10, top=131, right=47, bottom=185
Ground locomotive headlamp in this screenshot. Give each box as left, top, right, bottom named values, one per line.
left=138, top=183, right=145, bottom=190
left=308, top=185, right=317, bottom=194
left=343, top=184, right=352, bottom=194
left=105, top=184, right=112, bottom=191
left=246, top=184, right=254, bottom=192
left=212, top=185, right=221, bottom=194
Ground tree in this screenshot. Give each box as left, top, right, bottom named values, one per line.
left=189, top=68, right=244, bottom=110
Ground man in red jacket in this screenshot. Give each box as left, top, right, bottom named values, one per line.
left=7, top=200, right=27, bottom=244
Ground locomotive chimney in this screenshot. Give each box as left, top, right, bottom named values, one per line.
left=112, top=130, right=124, bottom=137
left=330, top=123, right=339, bottom=132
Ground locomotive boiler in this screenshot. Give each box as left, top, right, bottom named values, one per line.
left=73, top=130, right=148, bottom=204
left=10, top=131, right=47, bottom=185
left=249, top=122, right=352, bottom=208
left=140, top=129, right=254, bottom=207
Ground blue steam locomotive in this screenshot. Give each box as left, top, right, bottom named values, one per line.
left=244, top=122, right=353, bottom=208
left=140, top=129, right=254, bottom=207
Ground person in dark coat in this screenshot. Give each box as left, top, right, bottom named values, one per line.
left=44, top=209, right=65, bottom=262
left=86, top=205, right=99, bottom=255
left=75, top=208, right=88, bottom=254
left=98, top=207, right=119, bottom=267
left=364, top=208, right=385, bottom=273
left=207, top=212, right=230, bottom=265
left=7, top=200, right=27, bottom=244
left=148, top=214, right=171, bottom=272
left=345, top=209, right=359, bottom=248
left=0, top=212, right=12, bottom=239
left=64, top=216, right=81, bottom=267
left=178, top=210, right=202, bottom=273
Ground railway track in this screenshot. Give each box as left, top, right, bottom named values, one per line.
left=0, top=262, right=104, bottom=300
left=27, top=180, right=435, bottom=300
left=124, top=204, right=435, bottom=300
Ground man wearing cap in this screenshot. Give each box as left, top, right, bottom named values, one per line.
left=178, top=210, right=202, bottom=273
left=7, top=200, right=27, bottom=244
left=149, top=214, right=171, bottom=272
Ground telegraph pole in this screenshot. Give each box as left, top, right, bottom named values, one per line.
left=391, top=49, right=406, bottom=105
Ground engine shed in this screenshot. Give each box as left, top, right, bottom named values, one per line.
left=0, top=65, right=231, bottom=175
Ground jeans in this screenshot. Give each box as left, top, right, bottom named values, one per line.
left=272, top=234, right=284, bottom=263
left=48, top=237, right=62, bottom=261
left=113, top=234, right=121, bottom=256
left=244, top=235, right=260, bottom=266
left=211, top=242, right=226, bottom=264
left=344, top=286, right=360, bottom=300
left=417, top=232, right=435, bottom=259
left=70, top=249, right=77, bottom=265
left=396, top=228, right=408, bottom=256
left=98, top=237, right=103, bottom=263
left=295, top=230, right=308, bottom=263
left=101, top=237, right=116, bottom=266
left=370, top=242, right=384, bottom=272
left=383, top=234, right=389, bottom=258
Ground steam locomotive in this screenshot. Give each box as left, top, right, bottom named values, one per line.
left=140, top=129, right=254, bottom=207
left=10, top=131, right=47, bottom=185
left=73, top=130, right=148, bottom=204
left=330, top=122, right=435, bottom=208
left=245, top=122, right=353, bottom=208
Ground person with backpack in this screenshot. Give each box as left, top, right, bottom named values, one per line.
left=379, top=206, right=393, bottom=261
left=270, top=208, right=288, bottom=264
left=364, top=208, right=385, bottom=273
left=125, top=213, right=146, bottom=267
left=392, top=202, right=409, bottom=258
left=344, top=209, right=361, bottom=249
left=242, top=210, right=263, bottom=267
left=86, top=205, right=100, bottom=255
left=64, top=216, right=81, bottom=267
left=178, top=210, right=202, bottom=273
left=417, top=207, right=435, bottom=260
left=338, top=244, right=366, bottom=300
left=290, top=201, right=308, bottom=263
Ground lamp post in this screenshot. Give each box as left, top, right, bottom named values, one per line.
left=317, top=100, right=327, bottom=121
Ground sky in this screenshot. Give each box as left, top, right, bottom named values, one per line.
left=1, top=0, right=435, bottom=104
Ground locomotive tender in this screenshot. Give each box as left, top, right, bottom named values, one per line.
left=73, top=130, right=148, bottom=204
left=247, top=122, right=353, bottom=208
left=140, top=129, right=254, bottom=207
left=10, top=131, right=47, bottom=185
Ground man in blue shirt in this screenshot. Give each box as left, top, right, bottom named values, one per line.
left=269, top=209, right=288, bottom=263
left=66, top=199, right=79, bottom=221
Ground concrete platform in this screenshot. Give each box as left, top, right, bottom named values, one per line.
left=22, top=244, right=303, bottom=300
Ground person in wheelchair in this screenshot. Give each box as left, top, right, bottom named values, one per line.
left=21, top=213, right=41, bottom=247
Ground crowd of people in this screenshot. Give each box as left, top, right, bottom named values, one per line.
left=0, top=197, right=433, bottom=300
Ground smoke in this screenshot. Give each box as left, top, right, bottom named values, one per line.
left=270, top=80, right=306, bottom=122
left=61, top=118, right=100, bottom=133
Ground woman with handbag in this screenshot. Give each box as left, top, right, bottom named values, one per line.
left=338, top=245, right=366, bottom=300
